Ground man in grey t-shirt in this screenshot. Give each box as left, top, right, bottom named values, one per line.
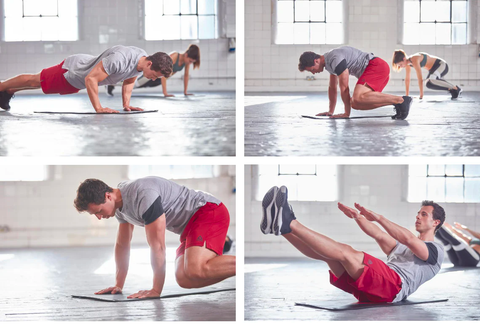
left=297, top=46, right=412, bottom=120
left=0, top=45, right=173, bottom=113
left=74, top=177, right=236, bottom=299
left=261, top=185, right=445, bottom=303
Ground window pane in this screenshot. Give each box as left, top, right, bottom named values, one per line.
left=145, top=0, right=164, bottom=15
left=452, top=1, right=467, bottom=23
left=58, top=0, right=78, bottom=18
left=162, top=16, right=181, bottom=39
left=420, top=1, right=436, bottom=22
left=41, top=17, right=59, bottom=41
left=420, top=23, right=436, bottom=44
left=435, top=1, right=451, bottom=22
left=295, top=1, right=309, bottom=22
left=279, top=165, right=316, bottom=175
left=409, top=165, right=428, bottom=177
left=23, top=17, right=42, bottom=41
left=4, top=18, right=23, bottom=41
left=452, top=23, right=467, bottom=44
left=164, top=0, right=180, bottom=15
left=199, top=16, right=215, bottom=39
left=408, top=177, right=427, bottom=202
left=326, top=22, right=342, bottom=44
left=145, top=15, right=162, bottom=40
left=181, top=15, right=198, bottom=39
left=310, top=1, right=325, bottom=21
left=277, top=23, right=294, bottom=43
left=277, top=1, right=294, bottom=23
left=326, top=1, right=342, bottom=23
left=181, top=0, right=197, bottom=14
left=404, top=23, right=420, bottom=44
left=58, top=16, right=78, bottom=41
left=198, top=0, right=215, bottom=15
left=24, top=0, right=58, bottom=16
left=404, top=0, right=420, bottom=23
left=4, top=0, right=23, bottom=17
left=435, top=23, right=451, bottom=44
left=428, top=165, right=445, bottom=176
left=426, top=177, right=445, bottom=202
left=445, top=177, right=464, bottom=202
left=465, top=165, right=480, bottom=177
left=0, top=166, right=48, bottom=181
left=445, top=165, right=463, bottom=176
left=310, top=23, right=326, bottom=44
left=293, top=23, right=309, bottom=44
left=465, top=178, right=480, bottom=202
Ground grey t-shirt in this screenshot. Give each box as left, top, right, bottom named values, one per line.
left=63, top=45, right=147, bottom=90
left=115, top=176, right=221, bottom=234
left=324, top=46, right=374, bottom=79
left=387, top=241, right=444, bottom=302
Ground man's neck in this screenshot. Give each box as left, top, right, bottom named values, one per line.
left=137, top=56, right=147, bottom=71
left=418, top=230, right=435, bottom=242
left=112, top=188, right=123, bottom=210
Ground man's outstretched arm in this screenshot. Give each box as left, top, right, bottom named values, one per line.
left=355, top=203, right=429, bottom=261
left=85, top=61, right=119, bottom=113
left=338, top=203, right=396, bottom=255
left=122, top=77, right=144, bottom=111
left=317, top=74, right=338, bottom=116
left=334, top=69, right=351, bottom=118
left=128, top=213, right=167, bottom=299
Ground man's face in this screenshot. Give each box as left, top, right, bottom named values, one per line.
left=87, top=193, right=116, bottom=220
left=415, top=205, right=438, bottom=233
left=143, top=62, right=164, bottom=81
left=304, top=57, right=324, bottom=74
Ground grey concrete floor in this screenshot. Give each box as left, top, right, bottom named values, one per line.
left=245, top=92, right=480, bottom=156
left=0, top=246, right=236, bottom=321
left=245, top=257, right=480, bottom=321
left=0, top=91, right=235, bottom=156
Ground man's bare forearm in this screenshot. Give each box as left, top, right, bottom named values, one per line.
left=328, top=86, right=337, bottom=113
left=340, top=87, right=351, bottom=116
left=150, top=244, right=166, bottom=294
left=85, top=78, right=102, bottom=111
left=122, top=83, right=134, bottom=108
left=376, top=216, right=416, bottom=245
left=354, top=215, right=385, bottom=240
left=114, top=242, right=130, bottom=289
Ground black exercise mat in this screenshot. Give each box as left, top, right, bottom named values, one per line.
left=72, top=287, right=235, bottom=302
left=301, top=115, right=392, bottom=120
left=34, top=110, right=158, bottom=114
left=295, top=298, right=448, bottom=311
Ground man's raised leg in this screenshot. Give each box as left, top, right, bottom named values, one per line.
left=175, top=245, right=235, bottom=289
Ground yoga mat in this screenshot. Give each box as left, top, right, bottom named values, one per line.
left=295, top=298, right=448, bottom=311
left=131, top=94, right=205, bottom=98
left=301, top=115, right=392, bottom=120
left=72, top=287, right=235, bottom=302
left=34, top=110, right=158, bottom=114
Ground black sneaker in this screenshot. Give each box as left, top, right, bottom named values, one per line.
left=393, top=96, right=412, bottom=120
left=107, top=85, right=115, bottom=96
left=223, top=235, right=233, bottom=253
left=261, top=186, right=279, bottom=234
left=273, top=186, right=296, bottom=236
left=0, top=91, right=14, bottom=111
left=450, top=86, right=462, bottom=99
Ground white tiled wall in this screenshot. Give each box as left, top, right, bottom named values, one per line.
left=245, top=0, right=480, bottom=92
left=245, top=165, right=480, bottom=259
left=0, top=0, right=236, bottom=91
left=0, top=165, right=236, bottom=248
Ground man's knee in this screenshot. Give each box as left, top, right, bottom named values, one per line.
left=26, top=74, right=41, bottom=88
left=339, top=244, right=362, bottom=263
left=351, top=95, right=363, bottom=109
left=184, top=261, right=208, bottom=281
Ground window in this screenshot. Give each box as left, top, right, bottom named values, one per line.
left=0, top=166, right=48, bottom=181
left=275, top=0, right=343, bottom=45
left=3, top=0, right=78, bottom=41
left=408, top=165, right=480, bottom=203
left=403, top=0, right=468, bottom=45
left=128, top=165, right=214, bottom=180
left=255, top=165, right=338, bottom=201
left=144, top=0, right=217, bottom=40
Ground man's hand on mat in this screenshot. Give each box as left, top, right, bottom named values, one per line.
left=315, top=111, right=333, bottom=117
left=184, top=93, right=194, bottom=96
left=454, top=222, right=468, bottom=230
left=354, top=203, right=383, bottom=222
left=164, top=94, right=175, bottom=97
left=127, top=289, right=161, bottom=299
left=330, top=113, right=350, bottom=119
left=337, top=202, right=361, bottom=219
left=96, top=107, right=119, bottom=114
left=123, top=106, right=144, bottom=112
left=95, top=286, right=122, bottom=295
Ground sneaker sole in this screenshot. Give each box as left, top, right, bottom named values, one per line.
left=397, top=97, right=412, bottom=120
left=261, top=186, right=278, bottom=234
left=273, top=186, right=287, bottom=235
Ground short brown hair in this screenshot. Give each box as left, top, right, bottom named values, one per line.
left=146, top=52, right=173, bottom=77
left=298, top=51, right=321, bottom=72
left=186, top=44, right=200, bottom=69
left=392, top=49, right=407, bottom=72
left=74, top=179, right=113, bottom=212
left=422, top=200, right=446, bottom=232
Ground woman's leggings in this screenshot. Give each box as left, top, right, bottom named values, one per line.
left=425, top=59, right=455, bottom=91
left=436, top=226, right=480, bottom=267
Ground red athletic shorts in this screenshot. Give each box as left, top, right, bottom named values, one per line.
left=176, top=202, right=230, bottom=259
left=40, top=60, right=80, bottom=95
left=330, top=252, right=402, bottom=303
left=357, top=57, right=390, bottom=92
